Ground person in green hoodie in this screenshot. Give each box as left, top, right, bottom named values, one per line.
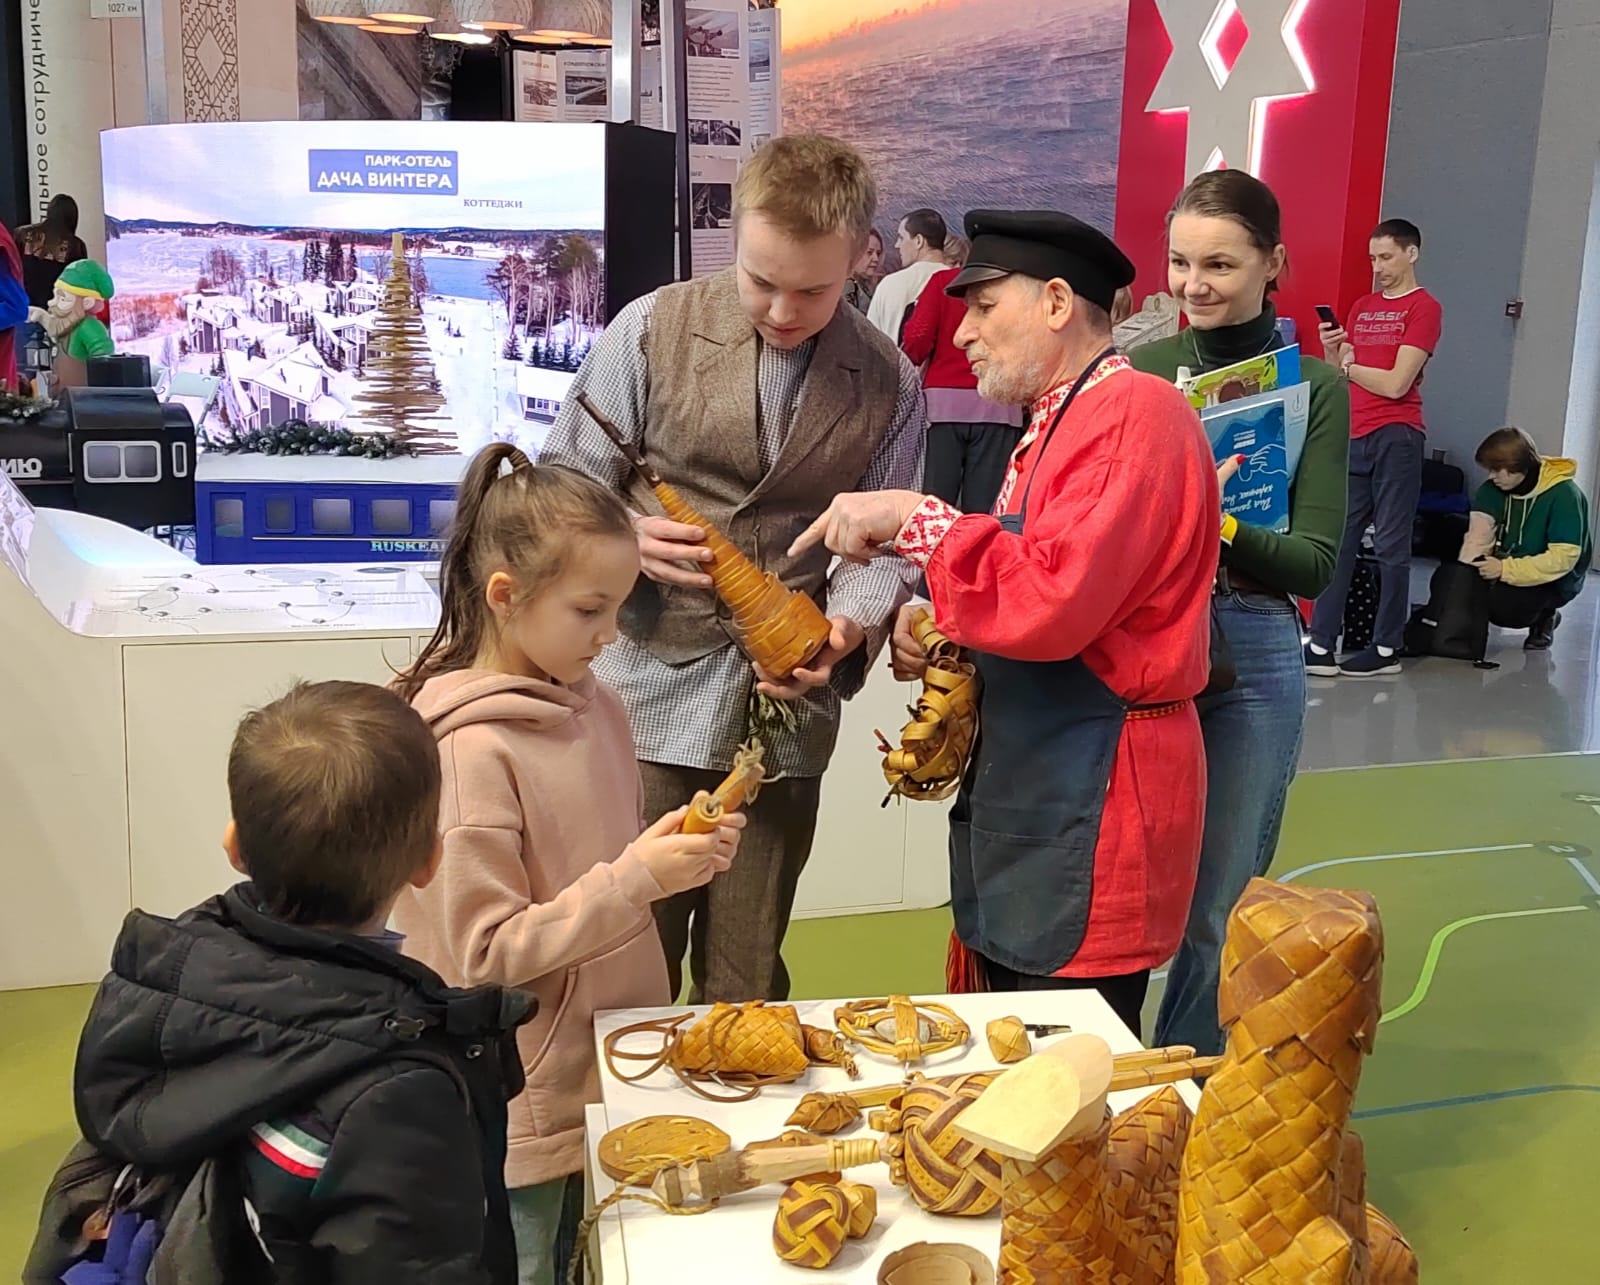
left=1127, top=169, right=1350, bottom=1056
left=1461, top=427, right=1591, bottom=650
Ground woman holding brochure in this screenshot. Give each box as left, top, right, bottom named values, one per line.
left=1127, top=170, right=1350, bottom=1056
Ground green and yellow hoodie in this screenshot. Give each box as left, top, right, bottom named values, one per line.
left=1462, top=457, right=1592, bottom=596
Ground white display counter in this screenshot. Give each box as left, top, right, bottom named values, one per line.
left=0, top=473, right=441, bottom=990
left=584, top=990, right=1202, bottom=1283
left=0, top=474, right=953, bottom=990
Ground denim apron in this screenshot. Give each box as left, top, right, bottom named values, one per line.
left=948, top=350, right=1150, bottom=974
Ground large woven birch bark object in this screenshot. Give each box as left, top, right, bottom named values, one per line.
left=1175, top=878, right=1420, bottom=1284
left=949, top=1036, right=1192, bottom=1284
left=576, top=392, right=831, bottom=678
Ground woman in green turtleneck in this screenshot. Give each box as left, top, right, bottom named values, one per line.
left=1126, top=170, right=1349, bottom=1057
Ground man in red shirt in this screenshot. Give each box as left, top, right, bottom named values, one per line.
left=792, top=211, right=1219, bottom=1036
left=901, top=266, right=1023, bottom=514
left=1309, top=219, right=1443, bottom=676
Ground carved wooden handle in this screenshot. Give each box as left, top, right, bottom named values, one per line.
left=681, top=741, right=766, bottom=834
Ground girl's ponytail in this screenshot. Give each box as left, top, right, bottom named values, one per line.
left=396, top=443, right=526, bottom=701
left=393, top=443, right=632, bottom=702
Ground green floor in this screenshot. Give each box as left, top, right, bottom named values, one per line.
left=6, top=755, right=1600, bottom=1279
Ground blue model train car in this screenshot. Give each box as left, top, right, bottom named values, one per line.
left=194, top=454, right=464, bottom=564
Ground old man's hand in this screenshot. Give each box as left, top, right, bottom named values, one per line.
left=789, top=490, right=927, bottom=563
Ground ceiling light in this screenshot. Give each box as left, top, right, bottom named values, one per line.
left=365, top=0, right=443, bottom=20
left=526, top=0, right=608, bottom=39
left=360, top=22, right=423, bottom=33
left=307, top=0, right=371, bottom=24
left=456, top=0, right=532, bottom=31
left=431, top=0, right=496, bottom=41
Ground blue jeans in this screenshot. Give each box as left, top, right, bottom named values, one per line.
left=1309, top=423, right=1425, bottom=652
left=1154, top=591, right=1306, bottom=1056
left=509, top=1175, right=583, bottom=1285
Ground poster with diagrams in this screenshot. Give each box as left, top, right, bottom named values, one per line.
left=514, top=50, right=612, bottom=124
left=682, top=0, right=782, bottom=275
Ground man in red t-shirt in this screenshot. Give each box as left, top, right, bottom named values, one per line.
left=1308, top=219, right=1443, bottom=676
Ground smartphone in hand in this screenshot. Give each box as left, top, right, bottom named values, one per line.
left=1315, top=305, right=1340, bottom=328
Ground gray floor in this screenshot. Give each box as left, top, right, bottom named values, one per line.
left=1301, top=564, right=1600, bottom=770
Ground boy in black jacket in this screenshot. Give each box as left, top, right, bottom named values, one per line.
left=63, top=680, right=532, bottom=1282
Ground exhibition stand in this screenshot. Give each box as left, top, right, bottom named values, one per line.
left=0, top=466, right=952, bottom=991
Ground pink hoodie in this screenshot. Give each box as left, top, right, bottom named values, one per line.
left=393, top=670, right=671, bottom=1188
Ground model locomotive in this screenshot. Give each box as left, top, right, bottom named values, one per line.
left=0, top=386, right=197, bottom=532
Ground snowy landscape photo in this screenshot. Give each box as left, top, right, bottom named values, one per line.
left=100, top=121, right=609, bottom=466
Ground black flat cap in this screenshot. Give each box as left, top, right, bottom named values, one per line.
left=947, top=209, right=1137, bottom=312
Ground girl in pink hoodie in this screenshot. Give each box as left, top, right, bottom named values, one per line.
left=392, top=443, right=744, bottom=1285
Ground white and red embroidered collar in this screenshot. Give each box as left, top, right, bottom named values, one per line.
left=992, top=356, right=1130, bottom=515
left=1025, top=355, right=1130, bottom=428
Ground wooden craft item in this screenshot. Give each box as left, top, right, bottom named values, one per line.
left=838, top=1180, right=877, bottom=1238
left=835, top=995, right=970, bottom=1064
left=596, top=1115, right=732, bottom=1186
left=880, top=1072, right=1004, bottom=1217
left=787, top=1090, right=863, bottom=1135
left=878, top=608, right=980, bottom=803
left=577, top=392, right=830, bottom=679
left=939, top=1034, right=1190, bottom=1283
left=652, top=1135, right=886, bottom=1206
left=951, top=1035, right=1114, bottom=1161
left=801, top=1045, right=1214, bottom=1132
left=746, top=1130, right=840, bottom=1185
left=772, top=1178, right=877, bottom=1269
left=603, top=1001, right=811, bottom=1102
left=802, top=1025, right=861, bottom=1079
left=1367, top=1206, right=1420, bottom=1285
left=997, top=1084, right=1191, bottom=1285
left=773, top=1181, right=849, bottom=1269
left=877, top=1243, right=996, bottom=1285
left=672, top=1001, right=811, bottom=1079
left=985, top=1016, right=1031, bottom=1064
left=681, top=739, right=767, bottom=834
left=1176, top=878, right=1419, bottom=1284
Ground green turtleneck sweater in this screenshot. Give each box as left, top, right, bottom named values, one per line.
left=1127, top=307, right=1350, bottom=599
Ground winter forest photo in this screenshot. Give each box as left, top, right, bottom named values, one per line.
left=100, top=121, right=609, bottom=466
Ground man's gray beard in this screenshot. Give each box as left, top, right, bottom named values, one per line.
left=976, top=358, right=1048, bottom=408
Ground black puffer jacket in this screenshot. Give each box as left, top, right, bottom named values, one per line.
left=73, top=883, right=534, bottom=1284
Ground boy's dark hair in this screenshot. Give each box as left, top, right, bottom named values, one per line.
left=1475, top=426, right=1542, bottom=477
left=1372, top=218, right=1422, bottom=250
left=227, top=680, right=441, bottom=927
left=902, top=208, right=948, bottom=251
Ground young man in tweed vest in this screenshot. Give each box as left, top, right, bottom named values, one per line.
left=540, top=135, right=926, bottom=1003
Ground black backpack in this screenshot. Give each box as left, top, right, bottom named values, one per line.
left=25, top=1139, right=267, bottom=1284
left=1403, top=560, right=1497, bottom=668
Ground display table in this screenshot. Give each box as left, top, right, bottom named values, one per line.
left=584, top=991, right=1203, bottom=1283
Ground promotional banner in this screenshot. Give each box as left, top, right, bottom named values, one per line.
left=683, top=0, right=781, bottom=275
left=100, top=121, right=607, bottom=461
left=514, top=49, right=613, bottom=125
left=20, top=0, right=118, bottom=245
left=1114, top=0, right=1404, bottom=348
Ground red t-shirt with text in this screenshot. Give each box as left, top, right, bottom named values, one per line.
left=1346, top=287, right=1442, bottom=438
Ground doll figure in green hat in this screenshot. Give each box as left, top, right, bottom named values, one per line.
left=30, top=259, right=116, bottom=371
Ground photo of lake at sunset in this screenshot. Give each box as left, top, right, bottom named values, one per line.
left=781, top=0, right=1125, bottom=242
